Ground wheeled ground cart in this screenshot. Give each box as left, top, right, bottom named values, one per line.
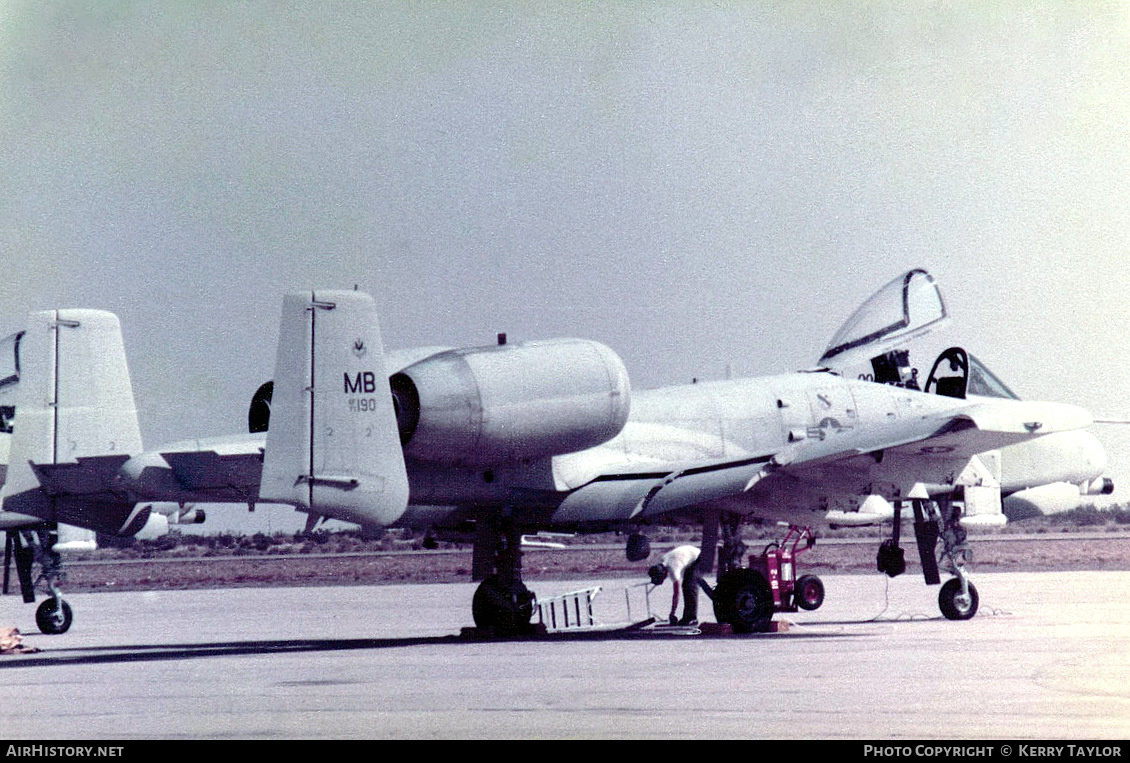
left=712, top=524, right=824, bottom=632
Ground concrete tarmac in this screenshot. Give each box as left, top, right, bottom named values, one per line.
left=1, top=571, right=1129, bottom=739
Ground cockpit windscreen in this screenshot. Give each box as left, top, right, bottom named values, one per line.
left=967, top=353, right=1019, bottom=400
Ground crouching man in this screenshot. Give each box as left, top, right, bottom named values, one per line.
left=647, top=545, right=701, bottom=626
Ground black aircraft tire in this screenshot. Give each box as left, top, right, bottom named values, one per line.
left=472, top=576, right=535, bottom=633
left=712, top=569, right=774, bottom=634
left=625, top=533, right=651, bottom=562
left=35, top=599, right=73, bottom=635
left=794, top=574, right=825, bottom=611
left=938, top=578, right=979, bottom=621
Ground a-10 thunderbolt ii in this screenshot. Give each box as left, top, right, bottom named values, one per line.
left=0, top=331, right=203, bottom=633
left=0, top=332, right=120, bottom=633
left=0, top=270, right=1109, bottom=634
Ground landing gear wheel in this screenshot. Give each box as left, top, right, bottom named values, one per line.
left=712, top=569, right=774, bottom=634
left=794, top=574, right=825, bottom=611
left=938, top=578, right=979, bottom=620
left=472, top=575, right=535, bottom=634
left=35, top=598, right=73, bottom=635
left=625, top=532, right=650, bottom=562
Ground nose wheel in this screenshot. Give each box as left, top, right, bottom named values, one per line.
left=35, top=597, right=73, bottom=635
left=5, top=526, right=75, bottom=634
left=938, top=577, right=979, bottom=620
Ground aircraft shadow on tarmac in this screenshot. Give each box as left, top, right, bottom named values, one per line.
left=0, top=624, right=883, bottom=670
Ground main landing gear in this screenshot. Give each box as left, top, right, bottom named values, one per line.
left=878, top=497, right=979, bottom=621
left=3, top=525, right=74, bottom=634
left=469, top=512, right=536, bottom=636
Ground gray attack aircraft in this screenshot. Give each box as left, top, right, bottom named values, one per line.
left=0, top=271, right=1108, bottom=634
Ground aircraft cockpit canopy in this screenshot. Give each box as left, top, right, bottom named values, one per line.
left=820, top=269, right=946, bottom=364
left=817, top=269, right=1018, bottom=400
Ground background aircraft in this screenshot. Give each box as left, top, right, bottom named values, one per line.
left=0, top=323, right=204, bottom=633
left=0, top=339, right=98, bottom=632
left=0, top=273, right=1105, bottom=635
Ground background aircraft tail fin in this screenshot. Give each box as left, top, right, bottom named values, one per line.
left=259, top=290, right=409, bottom=528
left=0, top=310, right=151, bottom=535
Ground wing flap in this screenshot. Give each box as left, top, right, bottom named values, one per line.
left=634, top=456, right=773, bottom=518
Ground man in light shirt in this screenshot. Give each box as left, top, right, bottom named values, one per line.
left=647, top=545, right=702, bottom=626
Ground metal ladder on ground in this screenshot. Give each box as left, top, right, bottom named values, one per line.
left=535, top=586, right=602, bottom=631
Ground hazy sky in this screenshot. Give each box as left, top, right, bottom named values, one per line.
left=3, top=3, right=1130, bottom=531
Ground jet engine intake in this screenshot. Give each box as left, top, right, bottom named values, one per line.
left=248, top=381, right=273, bottom=433
left=390, top=338, right=631, bottom=466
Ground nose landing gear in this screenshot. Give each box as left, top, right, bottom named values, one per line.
left=4, top=525, right=74, bottom=635
left=879, top=496, right=980, bottom=621
left=937, top=500, right=978, bottom=620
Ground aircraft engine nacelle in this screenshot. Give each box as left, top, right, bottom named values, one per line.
left=390, top=338, right=631, bottom=467
left=143, top=501, right=207, bottom=525
left=132, top=510, right=170, bottom=541
left=1002, top=479, right=1112, bottom=521
left=1082, top=477, right=1115, bottom=496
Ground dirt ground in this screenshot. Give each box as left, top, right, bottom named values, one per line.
left=47, top=532, right=1130, bottom=594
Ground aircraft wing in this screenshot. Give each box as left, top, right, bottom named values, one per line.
left=769, top=398, right=1092, bottom=469
left=552, top=455, right=772, bottom=523
left=119, top=434, right=266, bottom=505
left=552, top=398, right=1092, bottom=524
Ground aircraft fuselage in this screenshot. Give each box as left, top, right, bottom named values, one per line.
left=400, top=370, right=1099, bottom=529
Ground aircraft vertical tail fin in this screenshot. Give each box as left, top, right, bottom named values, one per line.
left=259, top=291, right=409, bottom=528
left=0, top=310, right=150, bottom=535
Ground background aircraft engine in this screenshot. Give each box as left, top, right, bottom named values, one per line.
left=390, top=338, right=631, bottom=466
left=1002, top=479, right=1113, bottom=521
